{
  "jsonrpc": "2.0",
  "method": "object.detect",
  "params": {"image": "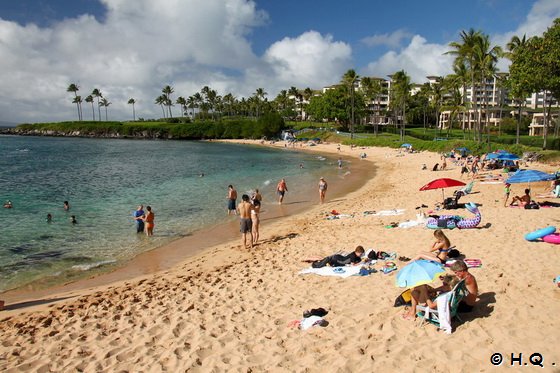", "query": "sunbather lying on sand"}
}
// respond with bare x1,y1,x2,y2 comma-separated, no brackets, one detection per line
305,246,365,268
